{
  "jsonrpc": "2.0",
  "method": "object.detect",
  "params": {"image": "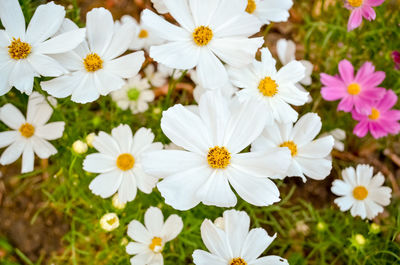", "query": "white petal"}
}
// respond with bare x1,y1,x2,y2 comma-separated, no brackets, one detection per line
355,164,373,186
369,187,392,206
223,210,250,257
111,124,133,153
291,113,322,146
131,127,159,155
161,104,211,154
86,8,114,55
83,153,116,173
209,0,247,30
276,39,295,65
21,141,34,173
298,136,334,158
25,2,65,45
192,250,226,265
127,220,152,243
41,71,84,98
163,0,195,31
0,138,25,165
200,219,232,260
106,51,145,79
50,51,83,71
145,207,164,236
126,242,148,255
130,253,154,265
342,166,357,187
31,137,57,159
27,53,67,77
350,201,367,219
0,131,17,148
133,165,158,194
334,196,354,212
0,0,25,38
92,131,121,157
364,199,384,219
214,13,262,38
35,122,65,140
9,61,35,95
34,29,86,55
196,48,227,89
149,252,163,265
95,70,125,96
89,170,123,198
331,180,352,196
0,60,14,96
0,103,25,129
251,255,289,265
161,214,183,242
103,22,134,60
118,171,137,203
241,229,274,262
294,157,332,180
70,74,100,104
189,0,219,26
